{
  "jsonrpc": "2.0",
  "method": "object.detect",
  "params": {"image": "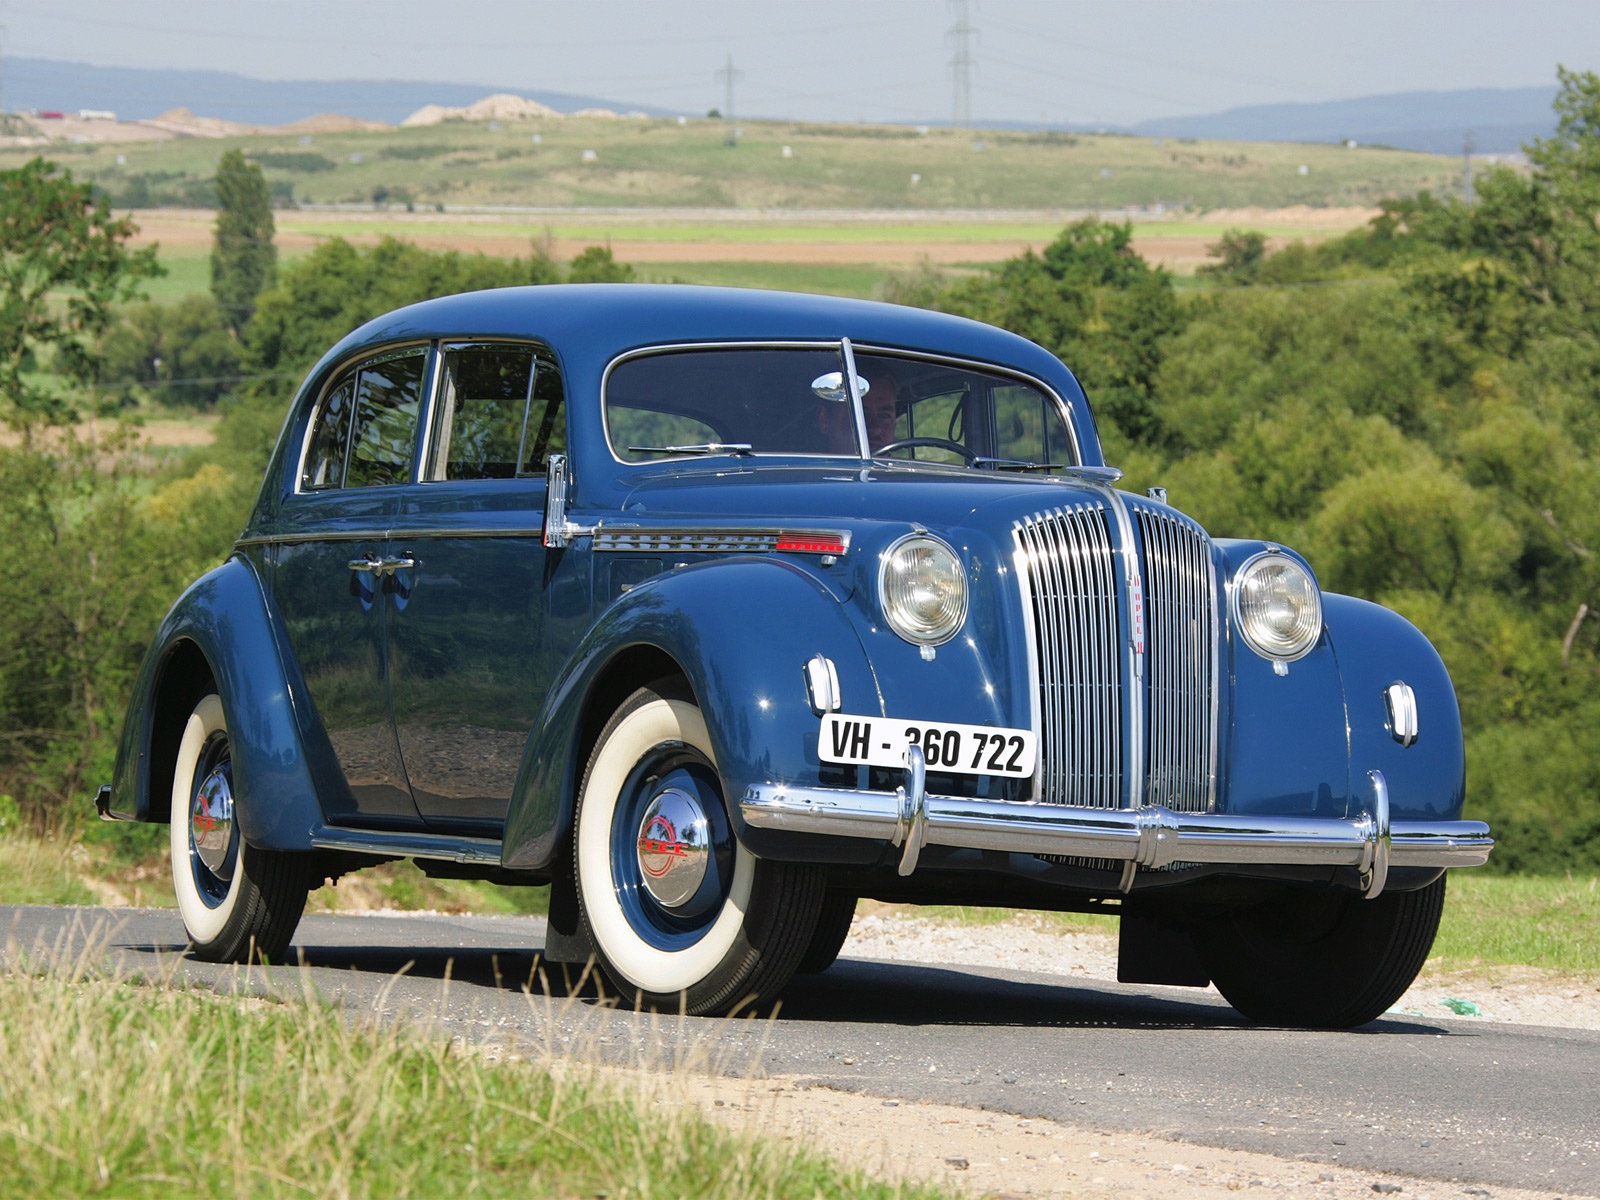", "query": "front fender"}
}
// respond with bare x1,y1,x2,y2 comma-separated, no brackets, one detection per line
106,555,326,850
502,556,879,870
1323,593,1465,822
1220,588,1464,828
